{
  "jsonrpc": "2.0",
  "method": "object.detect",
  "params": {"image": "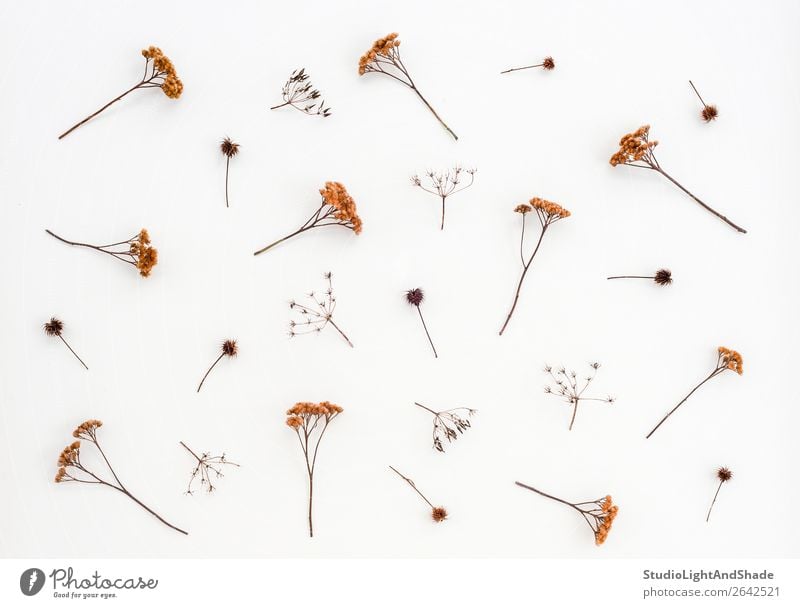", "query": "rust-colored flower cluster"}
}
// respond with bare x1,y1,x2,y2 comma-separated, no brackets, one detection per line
718,346,743,375
358,33,402,75
46,227,158,278
594,495,619,545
